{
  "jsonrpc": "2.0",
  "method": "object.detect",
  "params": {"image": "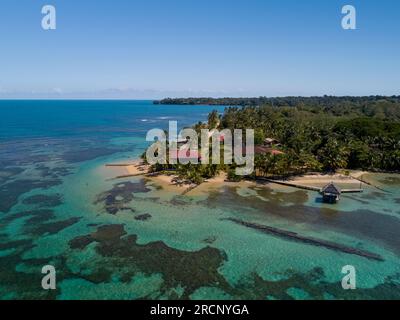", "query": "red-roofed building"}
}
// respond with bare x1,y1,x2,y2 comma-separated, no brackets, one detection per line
170,148,201,162
254,145,285,156
270,149,284,155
